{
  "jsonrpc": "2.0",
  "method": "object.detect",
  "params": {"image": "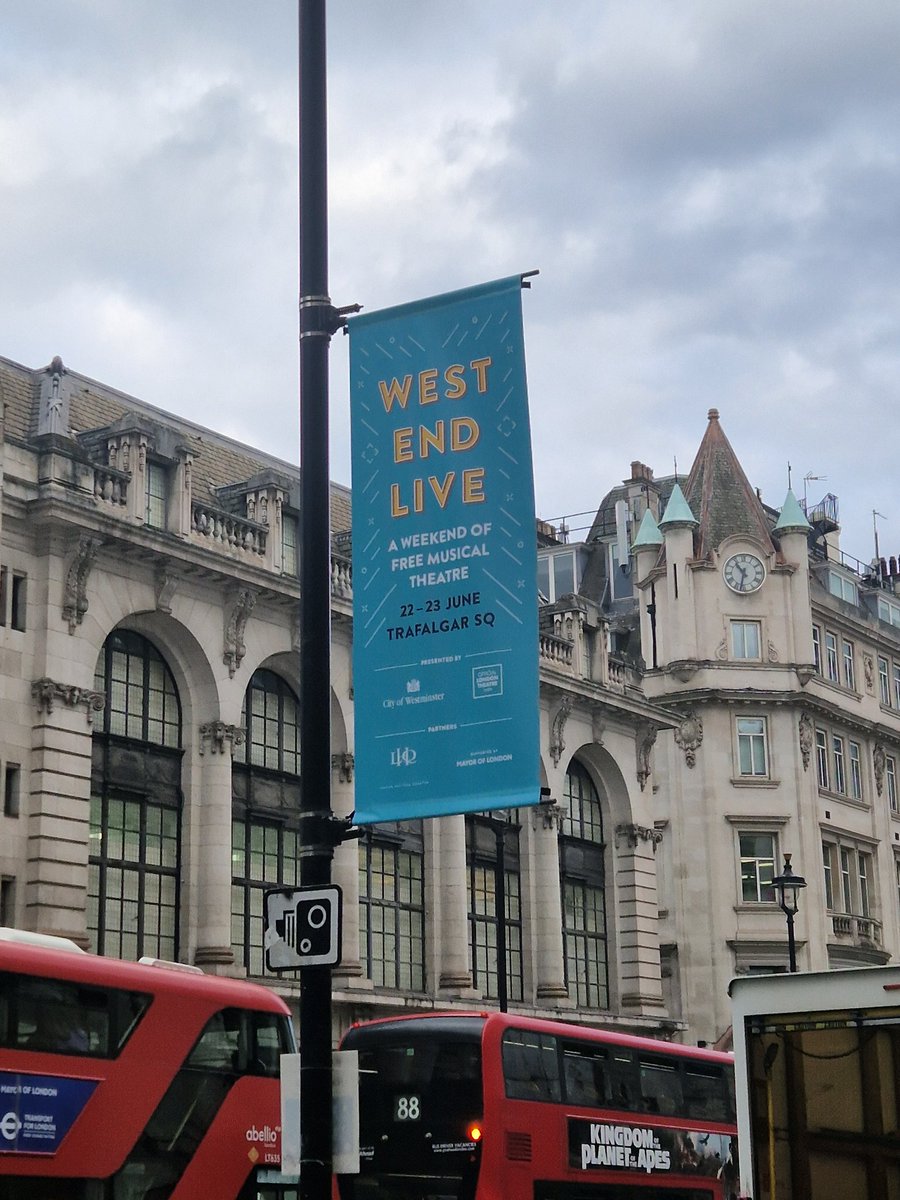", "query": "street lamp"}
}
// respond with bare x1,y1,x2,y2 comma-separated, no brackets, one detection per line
772,854,807,972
